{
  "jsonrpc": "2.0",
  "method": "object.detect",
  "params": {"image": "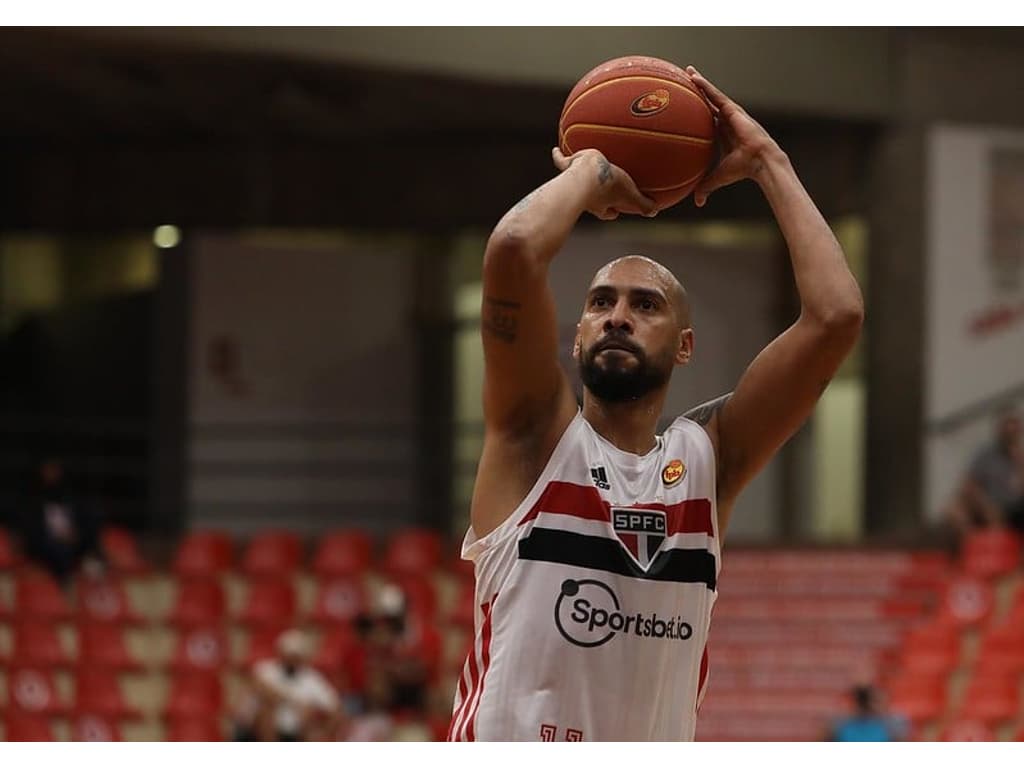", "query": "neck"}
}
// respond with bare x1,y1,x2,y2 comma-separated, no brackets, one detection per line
582,389,666,455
